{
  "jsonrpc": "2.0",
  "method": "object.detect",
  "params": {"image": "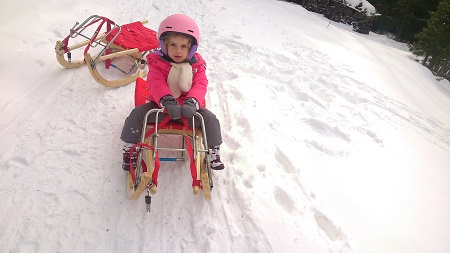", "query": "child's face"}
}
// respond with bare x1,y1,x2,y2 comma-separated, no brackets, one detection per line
166,35,191,63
